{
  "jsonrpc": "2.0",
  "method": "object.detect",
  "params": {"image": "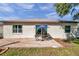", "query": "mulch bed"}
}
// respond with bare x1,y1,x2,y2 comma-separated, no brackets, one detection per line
54,39,73,48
